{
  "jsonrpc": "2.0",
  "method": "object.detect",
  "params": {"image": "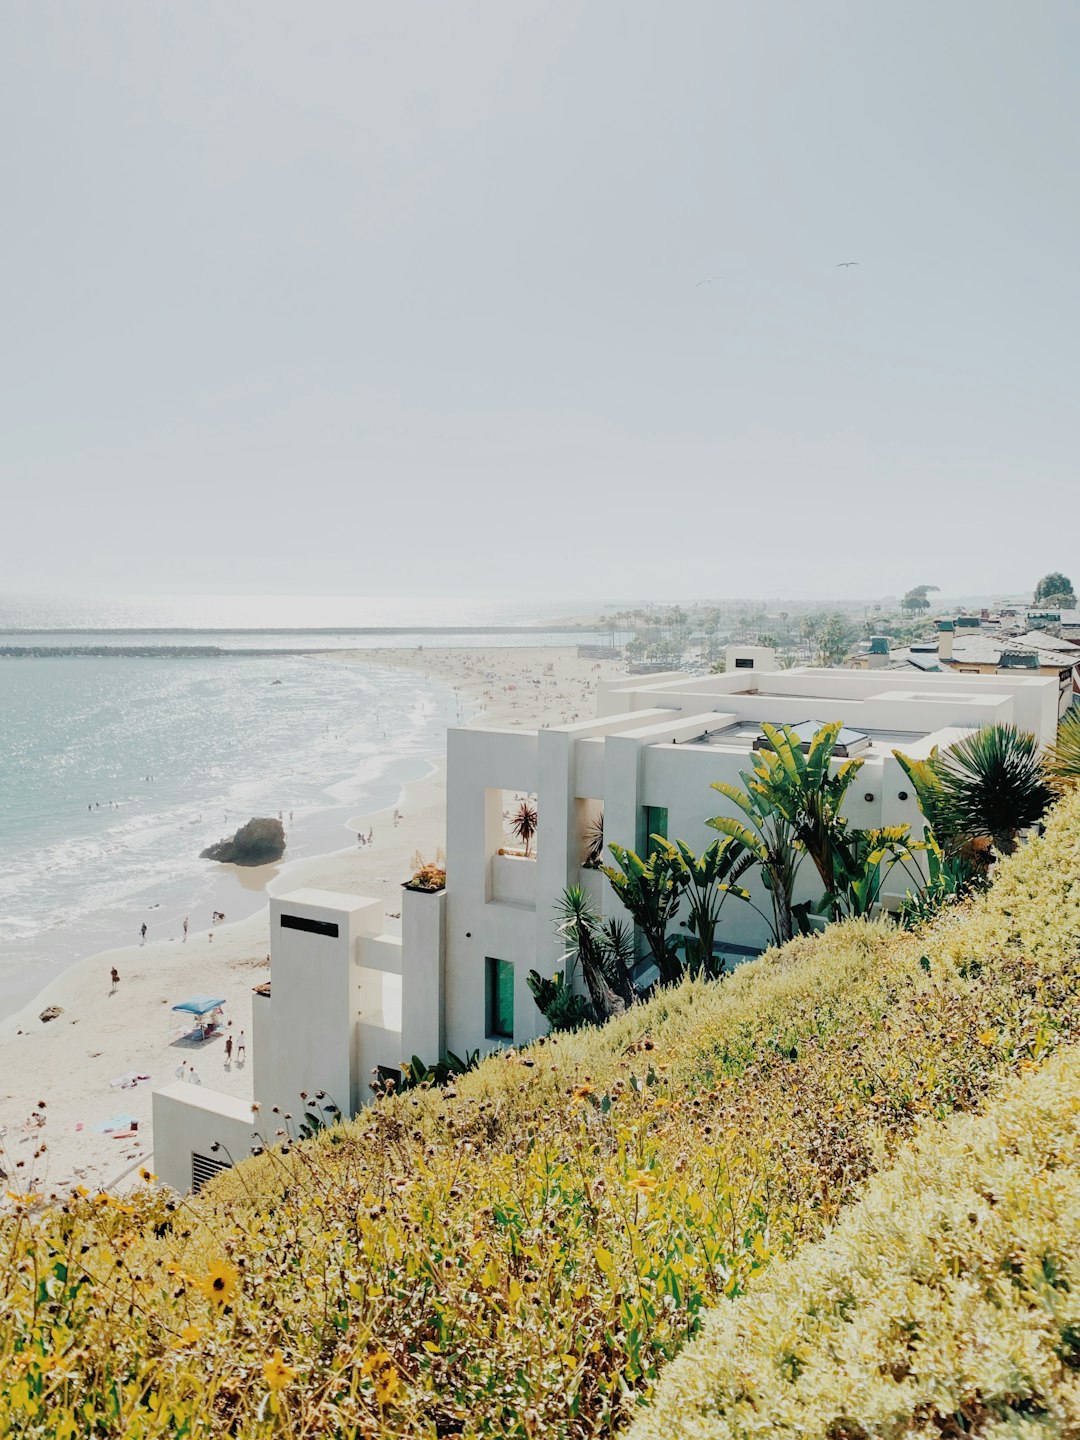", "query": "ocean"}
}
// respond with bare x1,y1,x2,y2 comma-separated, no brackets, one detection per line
0,594,618,1019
